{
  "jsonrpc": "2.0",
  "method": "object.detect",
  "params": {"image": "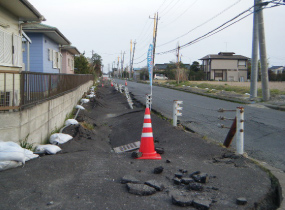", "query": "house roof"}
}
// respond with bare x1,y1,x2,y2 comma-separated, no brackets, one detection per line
23,23,71,45
269,66,284,70
61,45,80,55
0,0,45,21
200,52,249,60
